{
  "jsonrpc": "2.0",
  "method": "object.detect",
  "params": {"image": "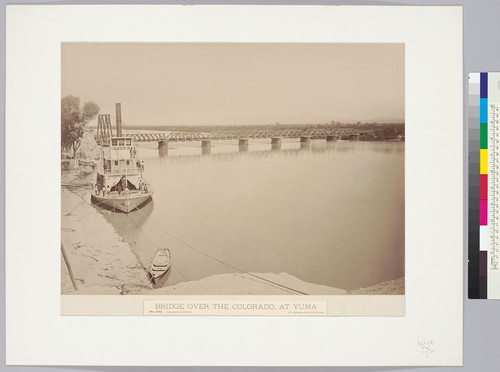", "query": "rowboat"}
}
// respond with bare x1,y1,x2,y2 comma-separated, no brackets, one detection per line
148,249,171,284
